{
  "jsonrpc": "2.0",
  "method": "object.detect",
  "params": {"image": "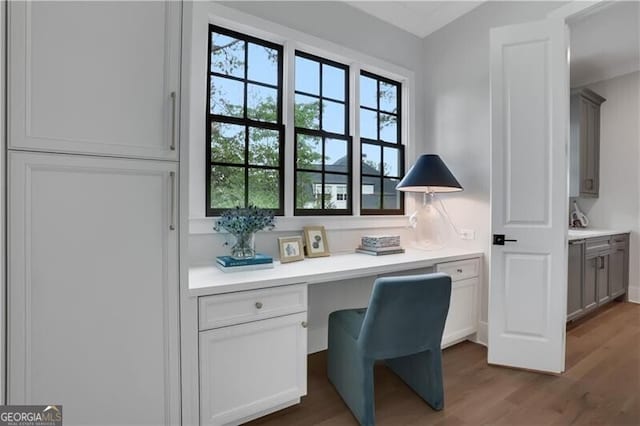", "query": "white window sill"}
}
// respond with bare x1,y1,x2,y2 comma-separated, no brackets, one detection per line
189,215,412,234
